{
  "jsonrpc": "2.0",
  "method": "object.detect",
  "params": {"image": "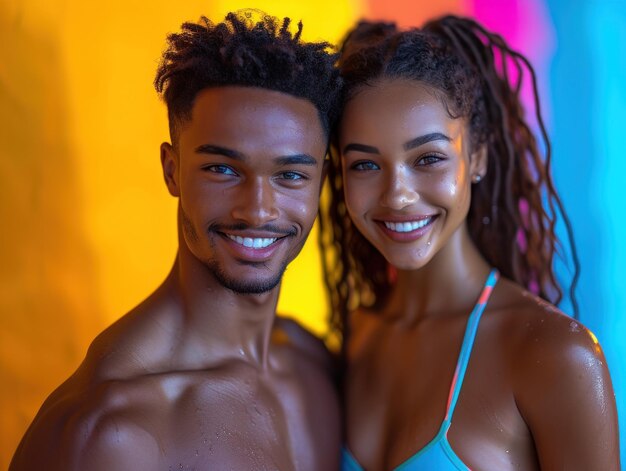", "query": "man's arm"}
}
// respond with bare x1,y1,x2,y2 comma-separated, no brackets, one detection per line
11,388,164,471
